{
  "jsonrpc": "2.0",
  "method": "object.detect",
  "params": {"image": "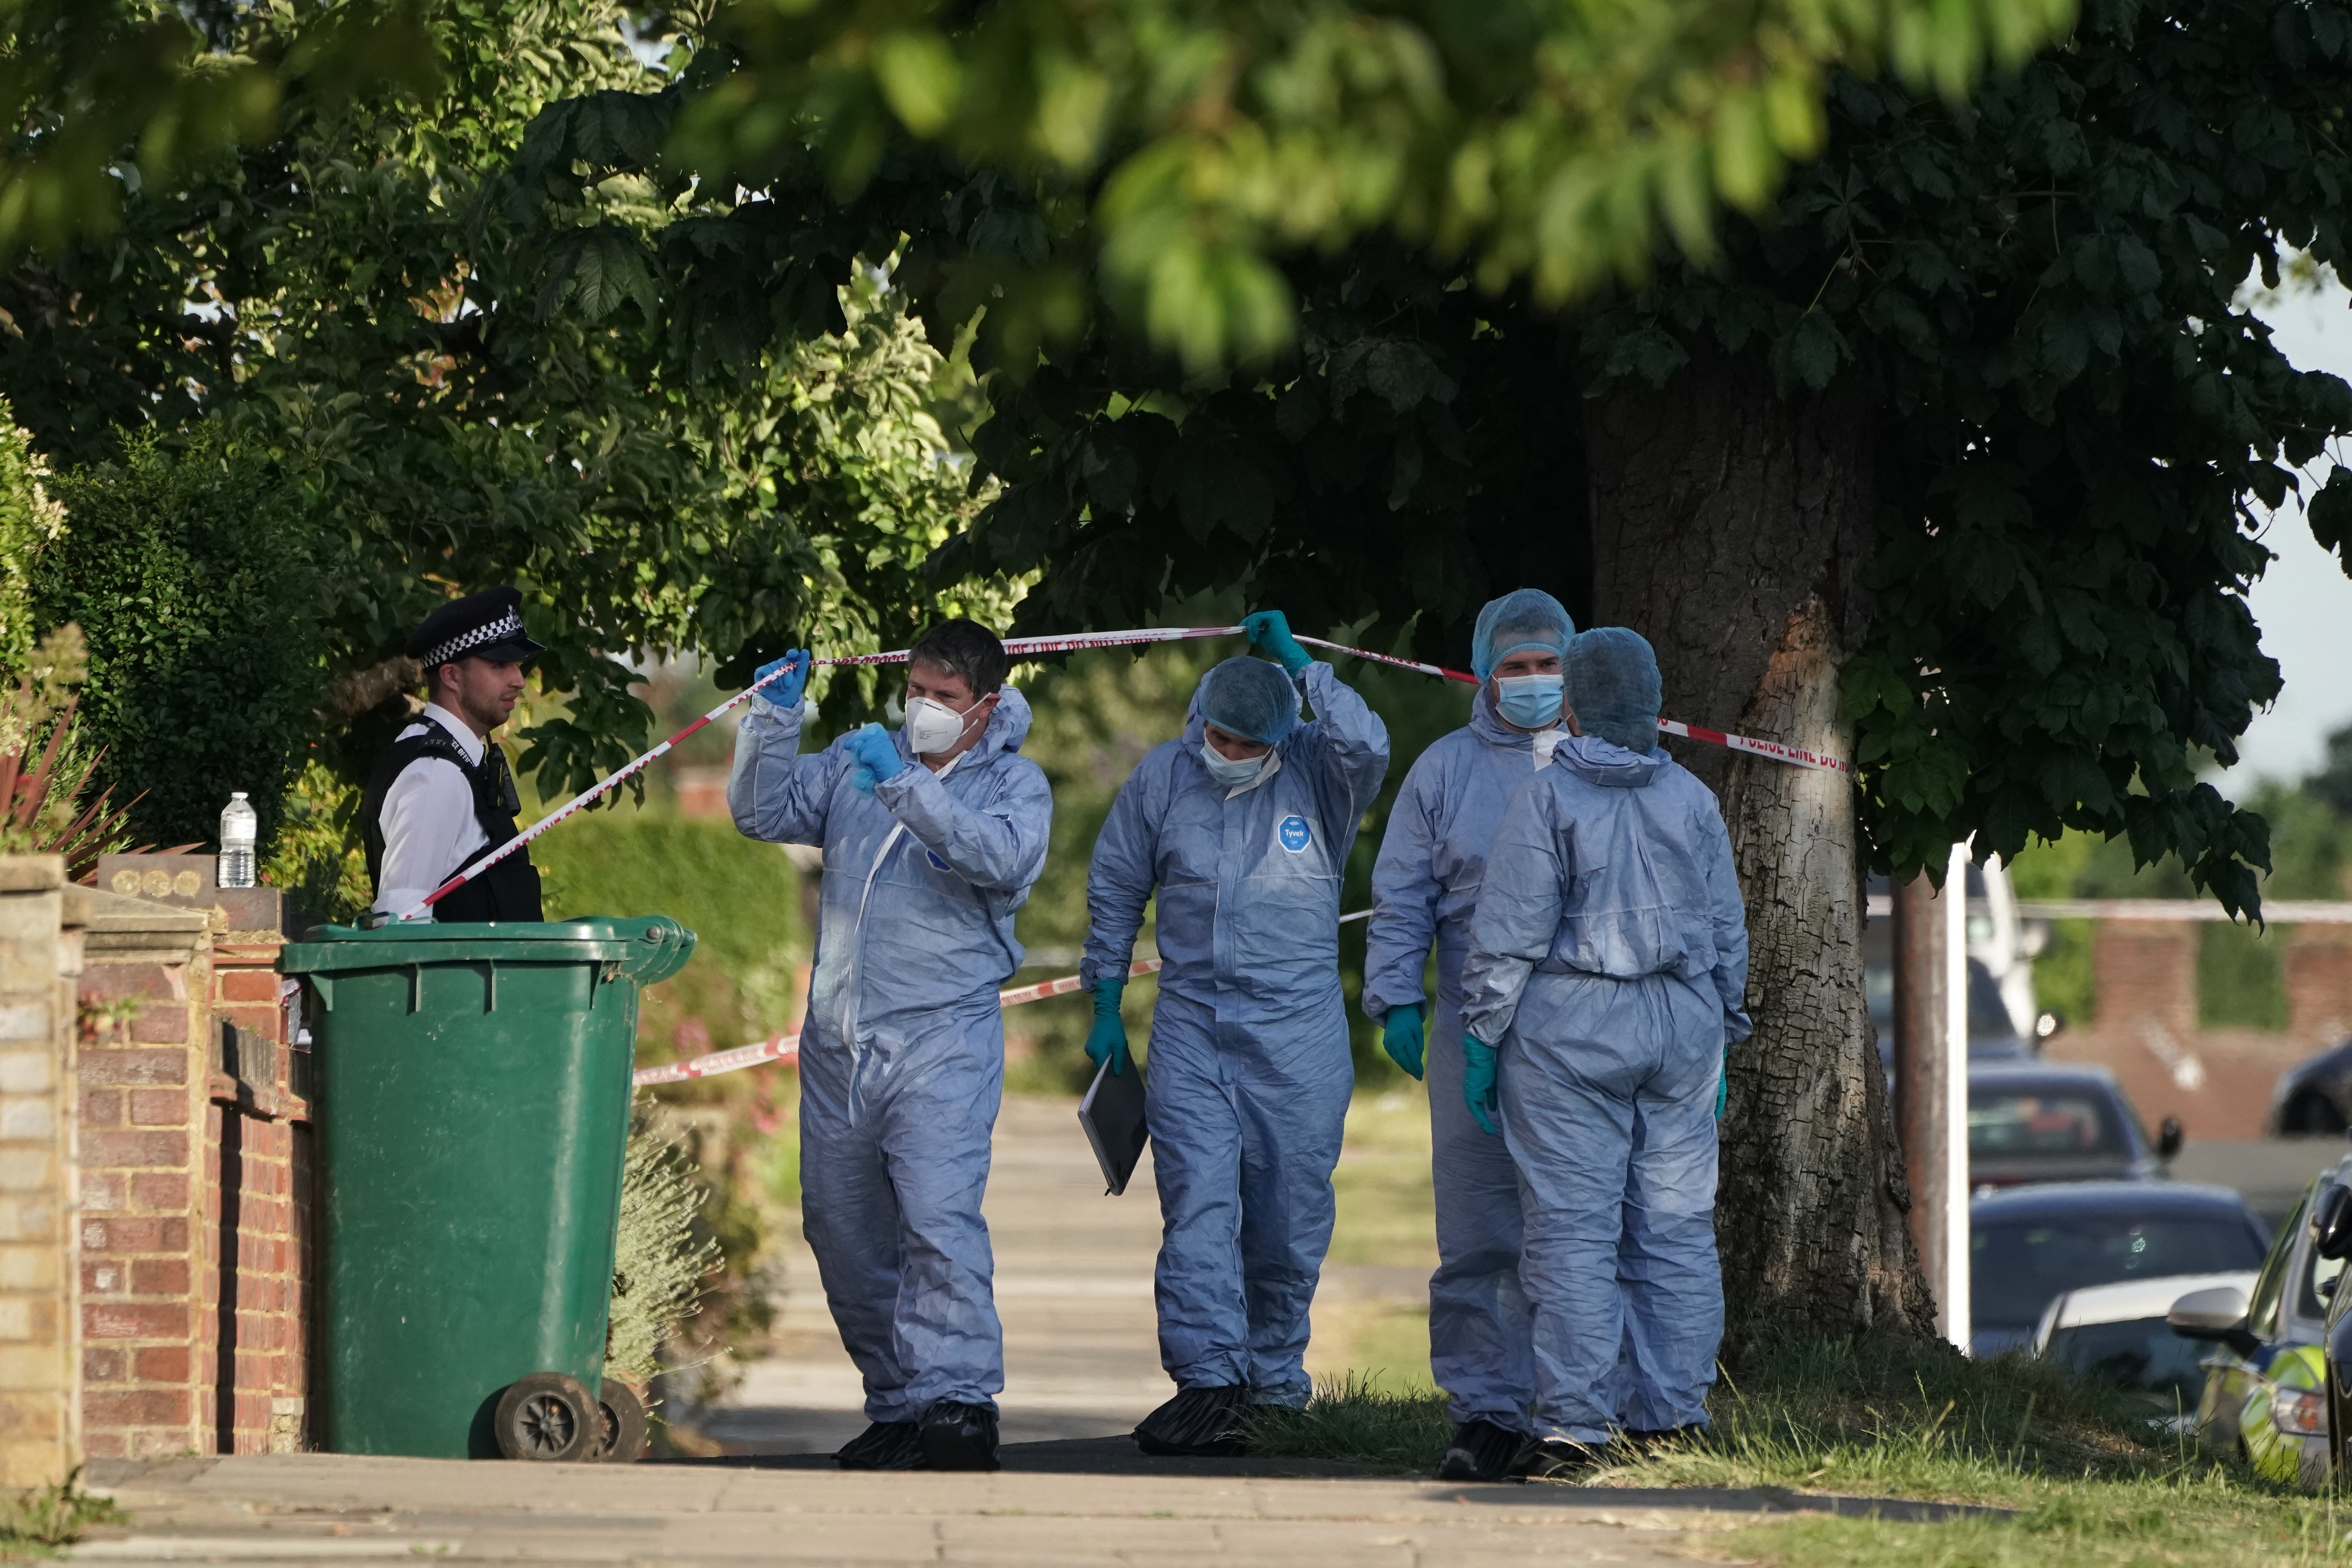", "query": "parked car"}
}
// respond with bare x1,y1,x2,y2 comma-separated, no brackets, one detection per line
1969,1063,2183,1189
2270,1040,2352,1134
2311,1173,2352,1481
2036,1270,2259,1426
1873,958,2037,1073
2168,1161,2348,1486
1971,1180,2270,1357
